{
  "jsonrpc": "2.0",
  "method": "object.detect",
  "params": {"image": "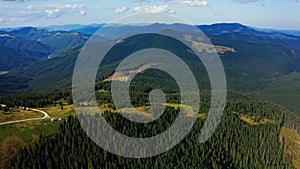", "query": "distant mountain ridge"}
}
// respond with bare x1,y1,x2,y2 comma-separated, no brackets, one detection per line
56,22,300,50
44,23,105,32
1,24,299,92
0,31,51,54
10,27,89,53
200,23,300,51
254,27,300,37
0,27,91,71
